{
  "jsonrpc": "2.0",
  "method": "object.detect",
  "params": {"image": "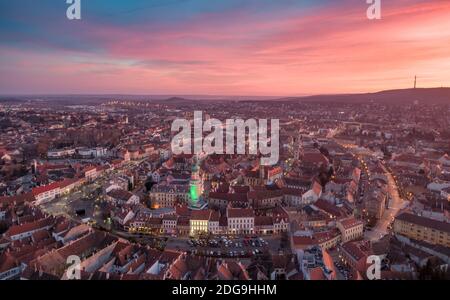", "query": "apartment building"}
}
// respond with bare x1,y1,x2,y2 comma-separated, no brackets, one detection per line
227,208,255,235
337,217,364,243
150,184,189,208
394,213,450,247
